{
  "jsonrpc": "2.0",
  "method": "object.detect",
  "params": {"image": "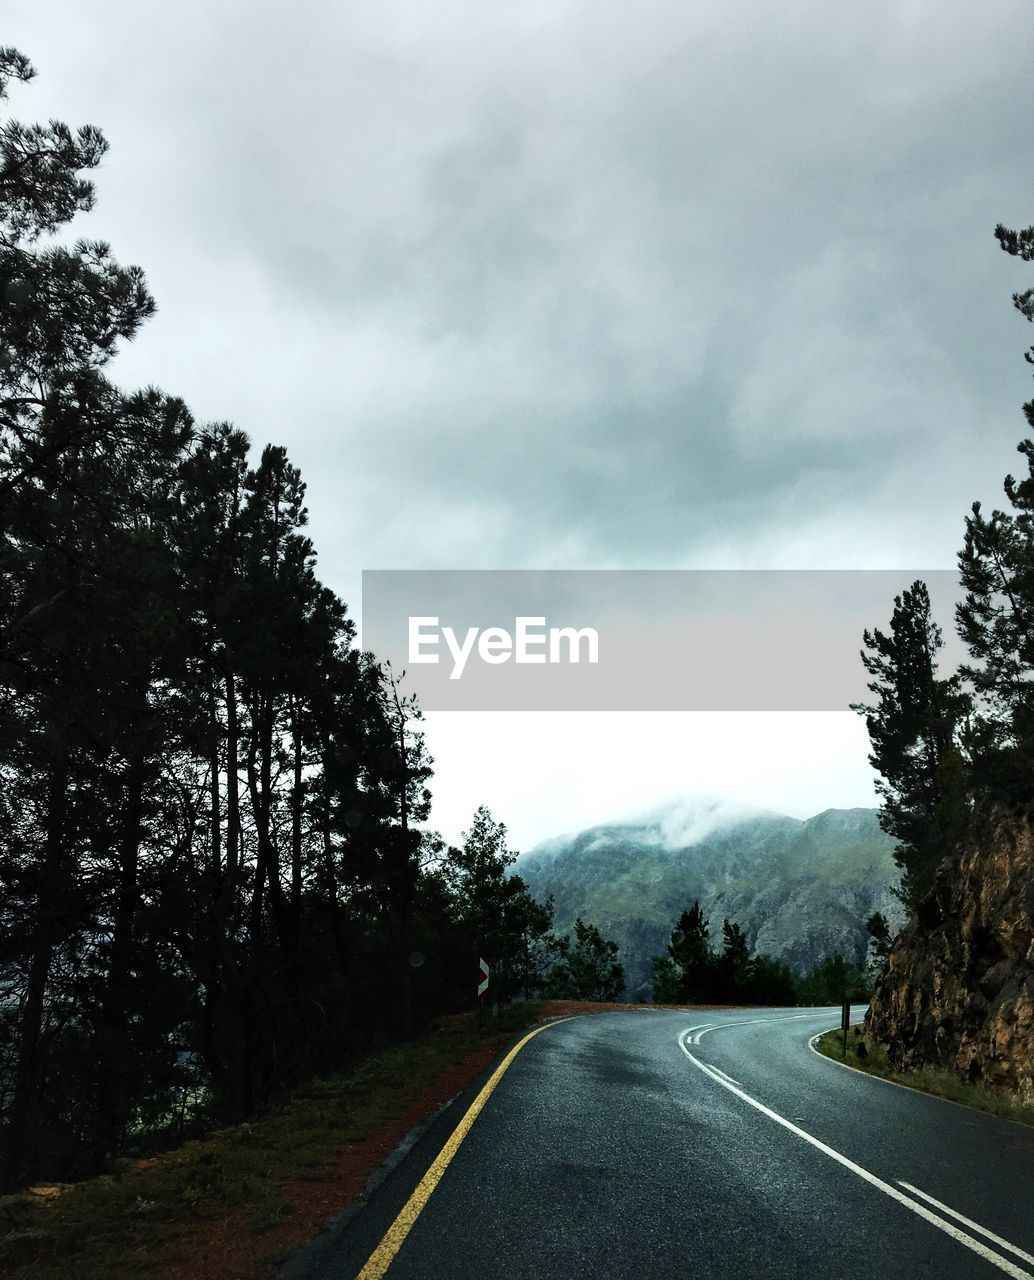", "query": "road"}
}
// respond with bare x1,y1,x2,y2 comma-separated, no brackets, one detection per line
283,1007,1034,1280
